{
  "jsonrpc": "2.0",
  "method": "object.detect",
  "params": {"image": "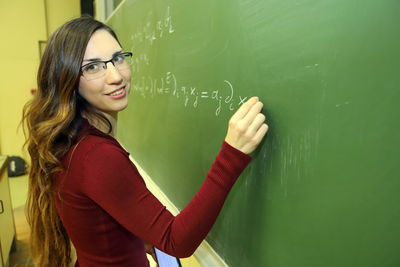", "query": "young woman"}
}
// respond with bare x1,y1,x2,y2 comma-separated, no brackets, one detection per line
23,16,268,267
